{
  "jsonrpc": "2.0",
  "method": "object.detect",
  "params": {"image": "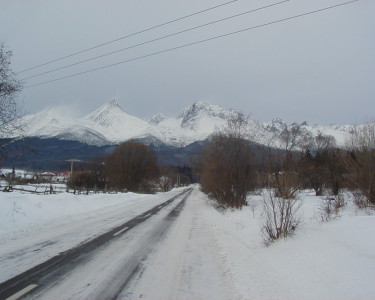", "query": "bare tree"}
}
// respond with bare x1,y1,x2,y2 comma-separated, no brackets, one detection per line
300,132,339,196
0,43,23,163
313,131,336,151
345,122,375,206
268,124,309,199
200,113,256,208
223,112,249,139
